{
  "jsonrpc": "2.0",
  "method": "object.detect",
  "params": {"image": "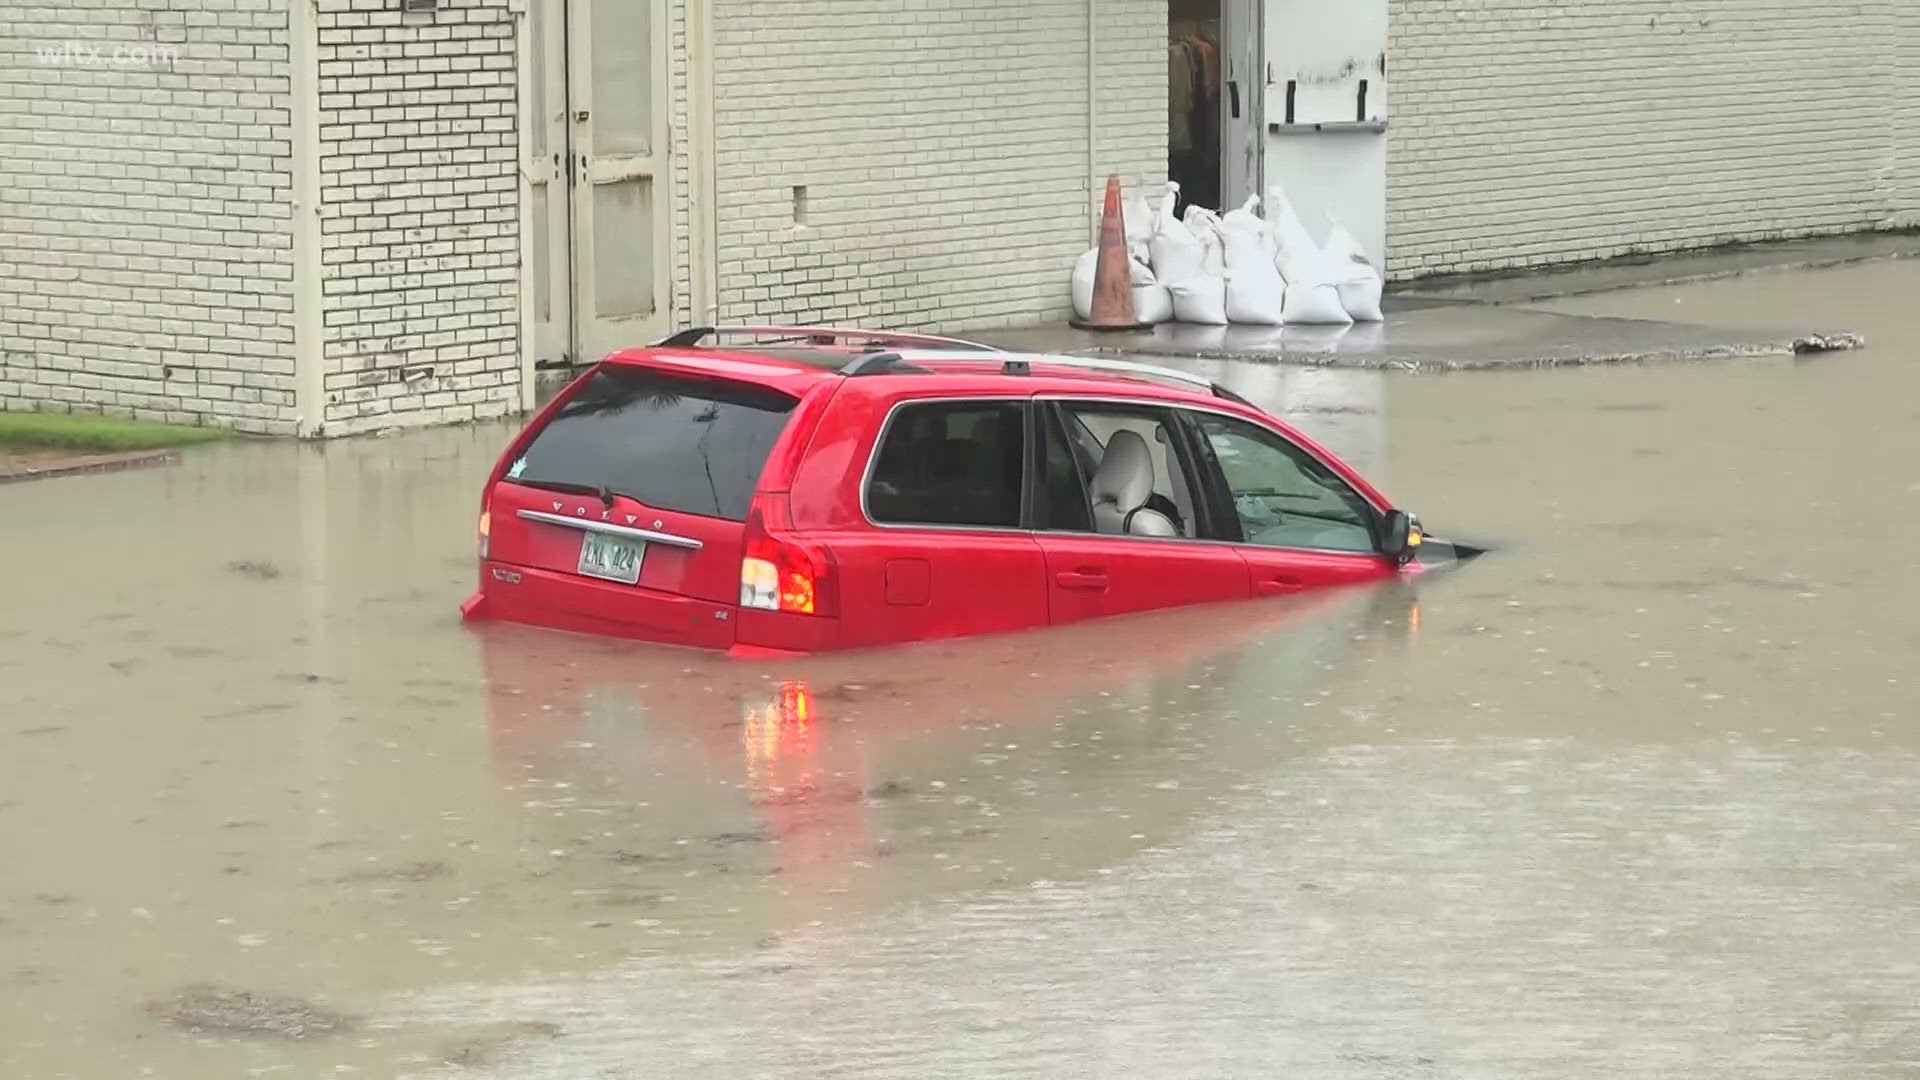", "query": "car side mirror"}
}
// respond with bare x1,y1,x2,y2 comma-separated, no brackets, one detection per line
1382,510,1423,565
